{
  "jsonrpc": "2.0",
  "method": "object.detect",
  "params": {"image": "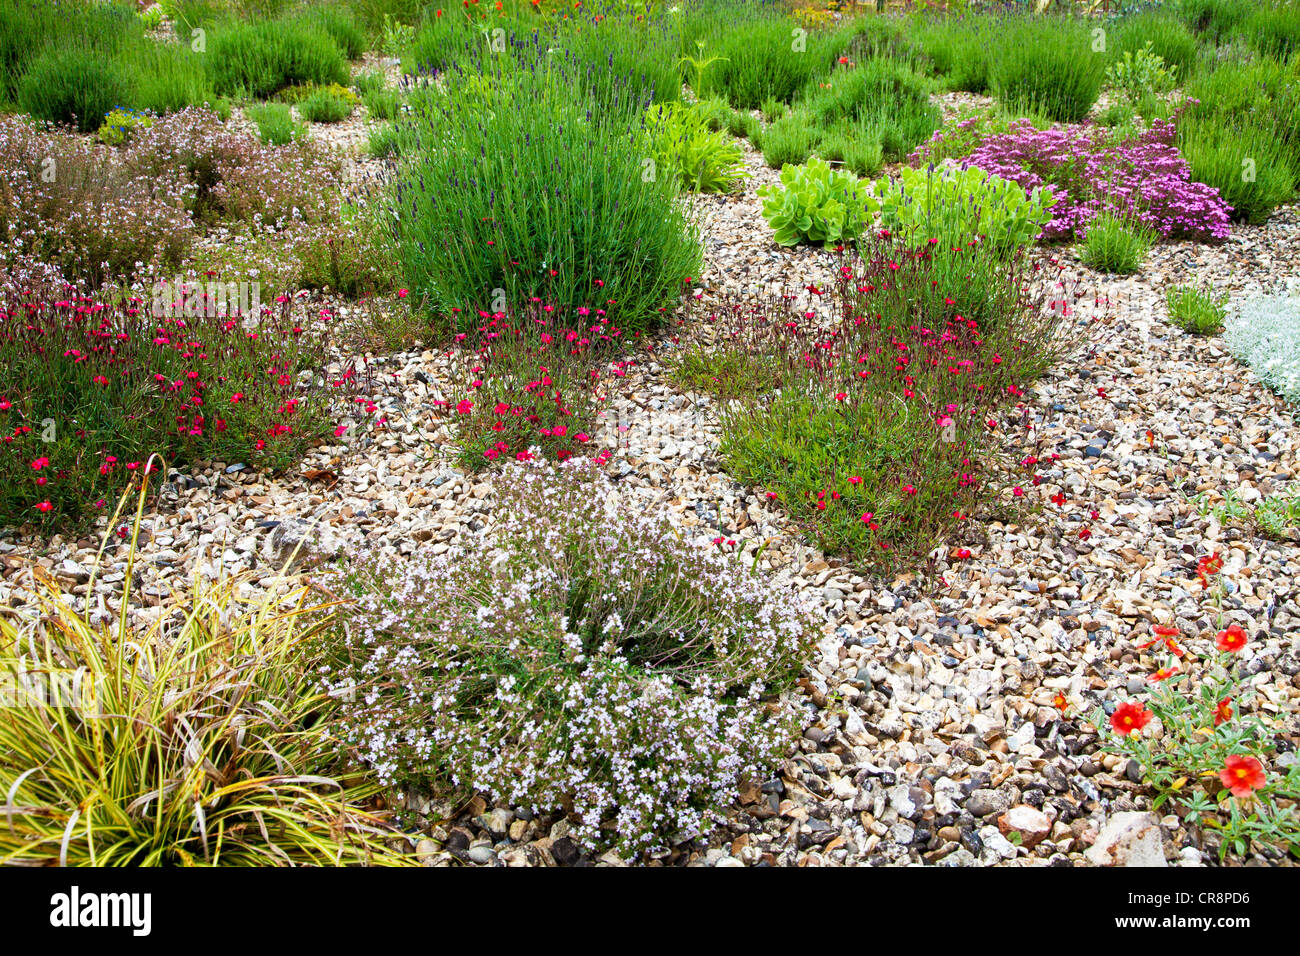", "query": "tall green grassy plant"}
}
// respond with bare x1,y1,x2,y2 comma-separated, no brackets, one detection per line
390,39,701,331
1177,0,1249,41
990,15,1107,122
697,11,836,109
911,13,994,93
1238,3,1300,59
1113,10,1200,80
206,19,350,97
17,46,133,133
